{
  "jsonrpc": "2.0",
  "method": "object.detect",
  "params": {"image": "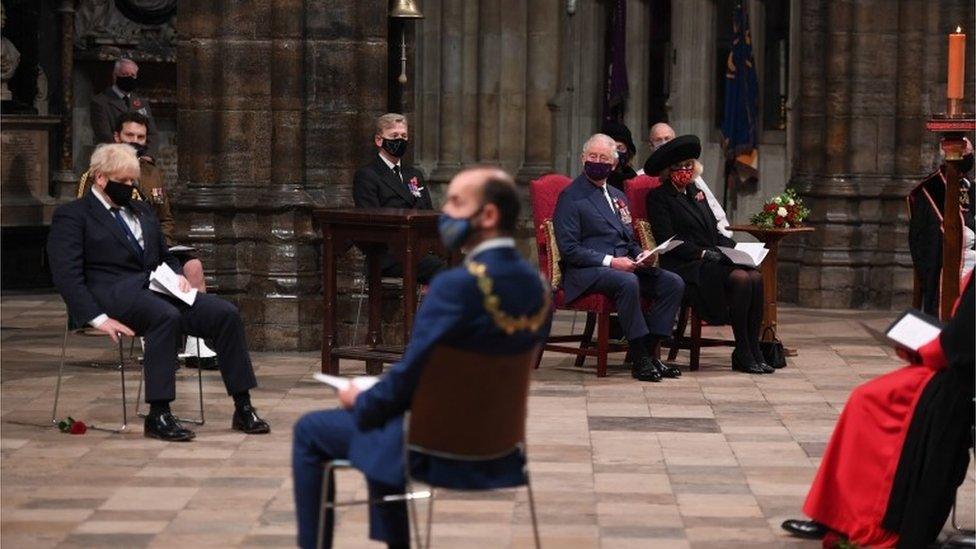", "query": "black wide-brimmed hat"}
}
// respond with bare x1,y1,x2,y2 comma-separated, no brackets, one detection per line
601,120,636,155
642,134,701,176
